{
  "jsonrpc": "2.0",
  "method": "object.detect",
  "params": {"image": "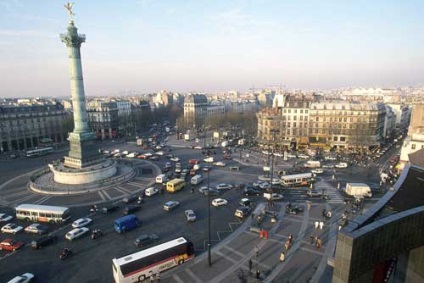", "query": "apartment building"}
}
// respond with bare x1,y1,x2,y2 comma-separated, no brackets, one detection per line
183,94,208,128
86,100,119,140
